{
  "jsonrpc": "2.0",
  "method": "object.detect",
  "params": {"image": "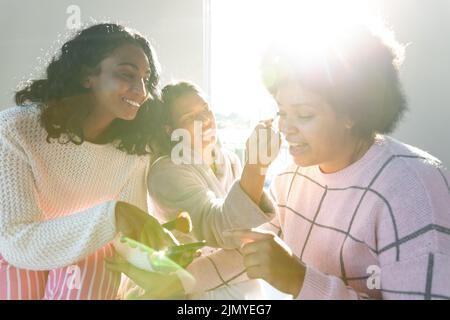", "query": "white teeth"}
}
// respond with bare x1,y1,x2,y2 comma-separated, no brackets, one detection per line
289,142,307,147
123,98,140,107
